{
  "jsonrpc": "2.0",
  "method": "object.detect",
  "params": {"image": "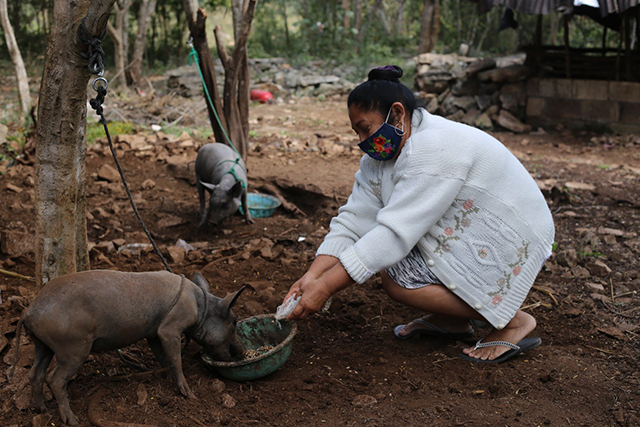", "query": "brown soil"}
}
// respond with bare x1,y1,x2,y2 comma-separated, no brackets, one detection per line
1,98,639,426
